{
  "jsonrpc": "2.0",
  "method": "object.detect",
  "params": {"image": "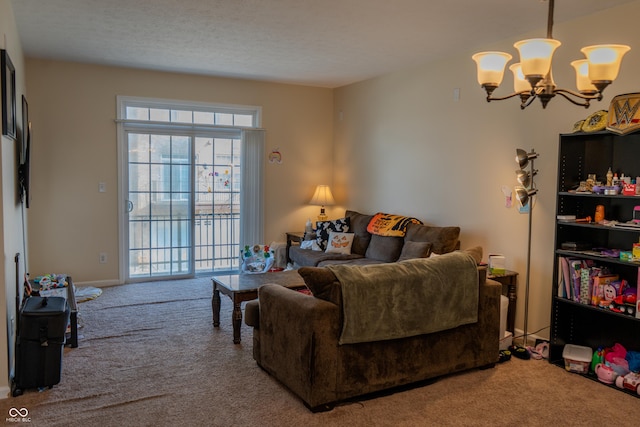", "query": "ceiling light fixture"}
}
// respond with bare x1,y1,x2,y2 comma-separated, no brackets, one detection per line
472,0,630,109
